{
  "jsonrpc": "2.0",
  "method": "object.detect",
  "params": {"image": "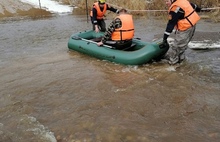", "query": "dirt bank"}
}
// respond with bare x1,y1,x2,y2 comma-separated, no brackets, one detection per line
0,0,51,18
